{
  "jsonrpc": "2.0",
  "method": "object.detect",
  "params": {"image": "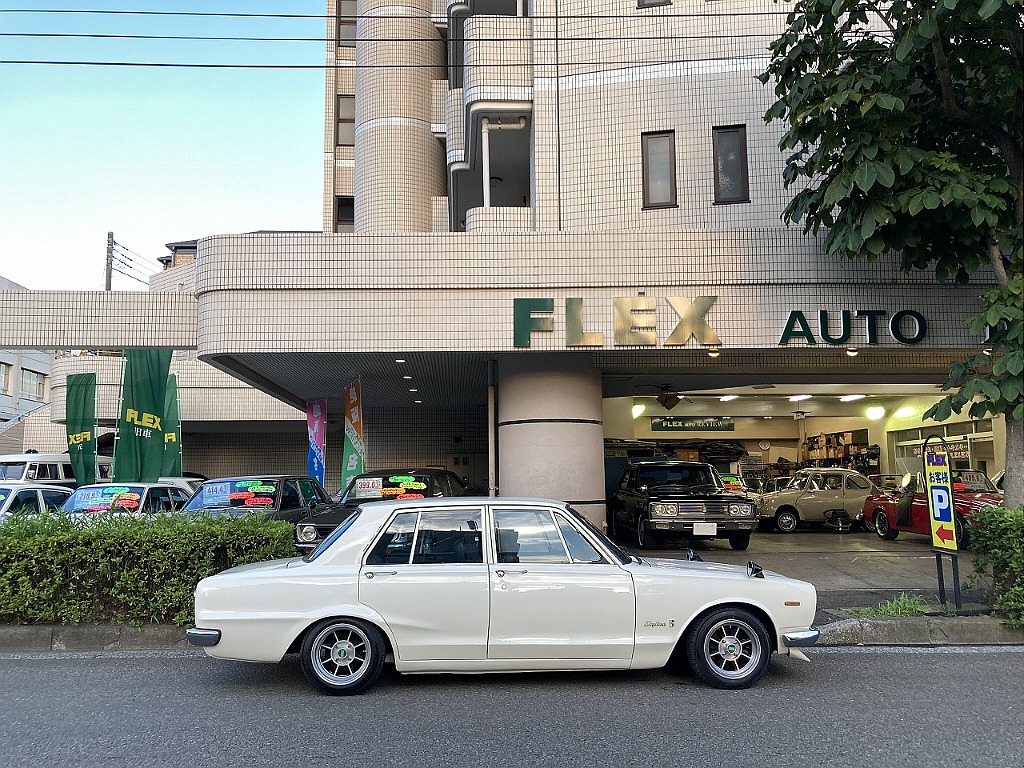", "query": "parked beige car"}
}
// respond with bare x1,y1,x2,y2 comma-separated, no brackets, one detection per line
759,468,875,532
